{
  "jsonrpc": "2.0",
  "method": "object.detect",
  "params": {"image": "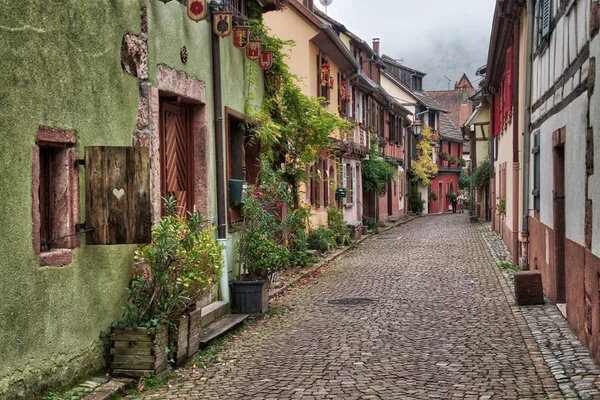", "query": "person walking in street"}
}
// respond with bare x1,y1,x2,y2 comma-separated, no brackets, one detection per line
451,194,457,214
